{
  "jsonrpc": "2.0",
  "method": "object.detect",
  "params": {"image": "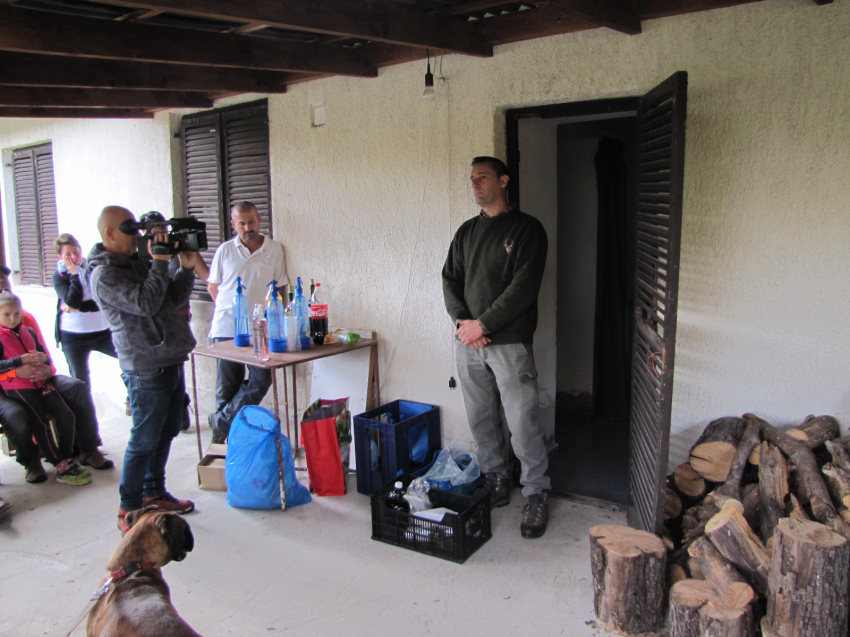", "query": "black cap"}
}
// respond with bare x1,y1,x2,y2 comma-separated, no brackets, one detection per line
0,265,11,276
139,211,167,224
